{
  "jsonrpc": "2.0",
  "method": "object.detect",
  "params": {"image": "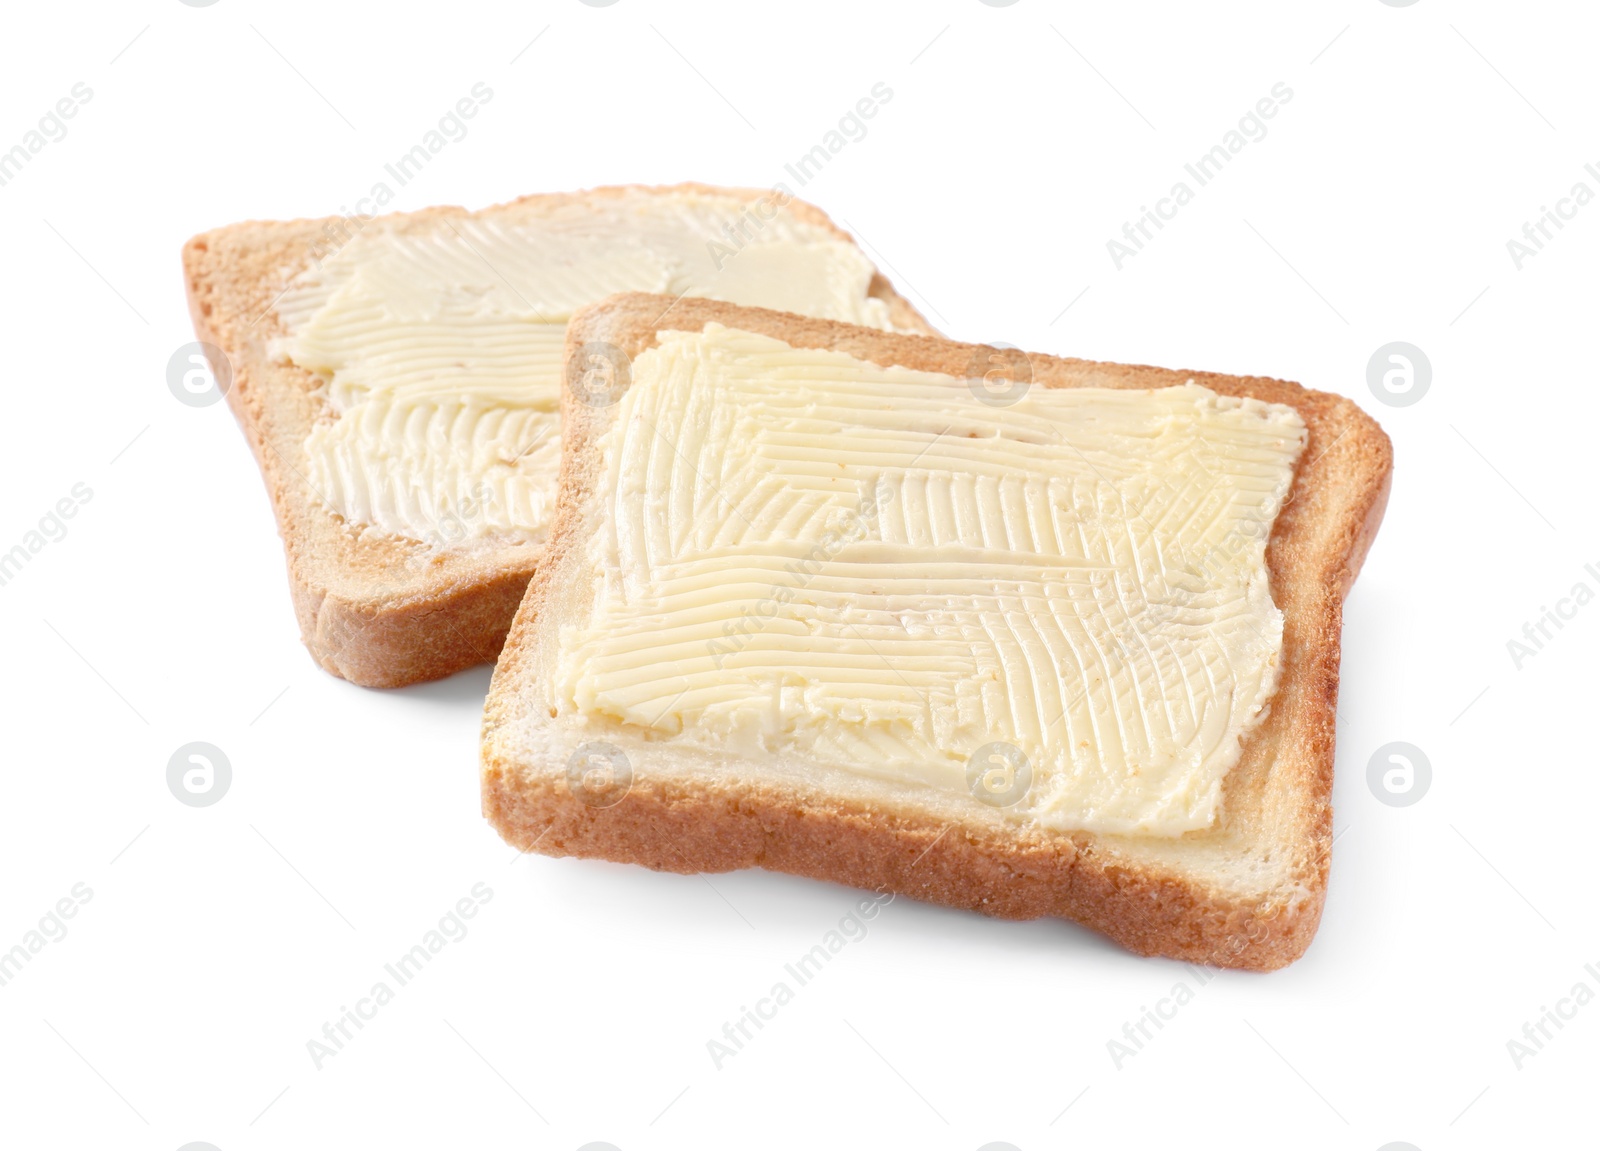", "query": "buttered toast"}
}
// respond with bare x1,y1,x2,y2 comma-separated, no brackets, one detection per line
481,293,1391,970
181,185,935,687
